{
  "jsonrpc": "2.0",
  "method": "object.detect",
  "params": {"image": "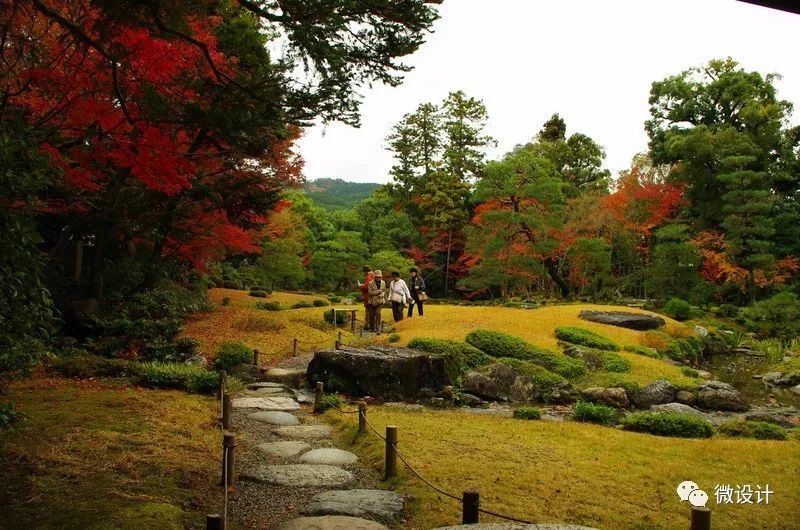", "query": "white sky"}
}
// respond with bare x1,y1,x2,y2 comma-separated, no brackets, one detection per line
297,0,800,184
